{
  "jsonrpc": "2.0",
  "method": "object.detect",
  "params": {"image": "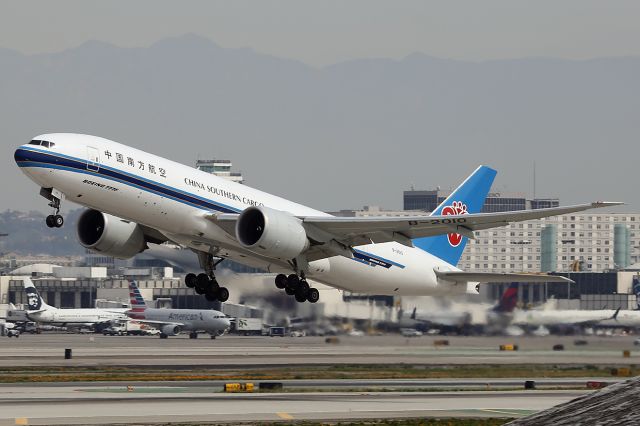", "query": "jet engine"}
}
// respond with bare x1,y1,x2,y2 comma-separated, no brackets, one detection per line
160,324,182,336
77,209,147,259
235,206,309,260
